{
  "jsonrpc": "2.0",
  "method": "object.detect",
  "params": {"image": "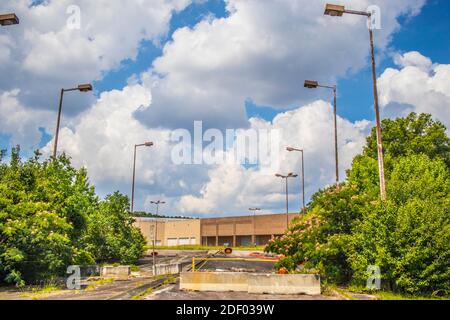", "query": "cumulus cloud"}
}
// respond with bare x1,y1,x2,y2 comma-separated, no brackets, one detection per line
138,0,425,130
0,0,192,116
379,51,450,129
41,84,369,215
178,100,371,215
0,89,52,150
